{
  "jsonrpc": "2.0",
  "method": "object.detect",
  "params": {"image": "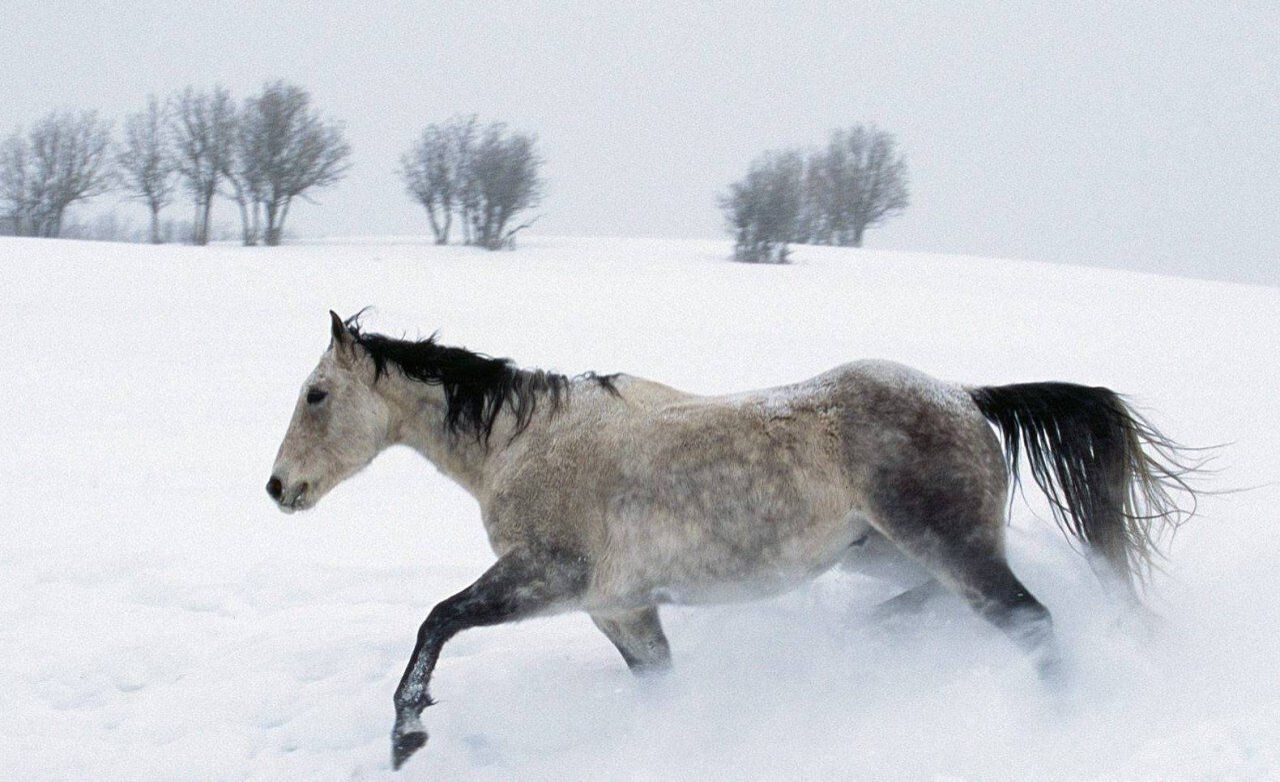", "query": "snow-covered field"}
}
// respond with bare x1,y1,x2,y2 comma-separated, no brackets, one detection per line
3,235,1278,781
